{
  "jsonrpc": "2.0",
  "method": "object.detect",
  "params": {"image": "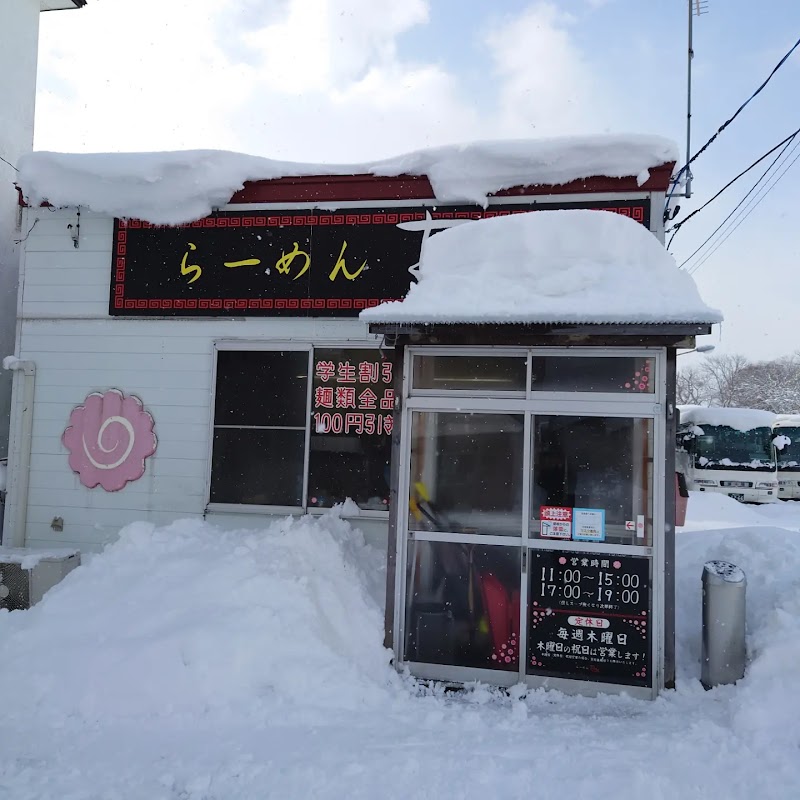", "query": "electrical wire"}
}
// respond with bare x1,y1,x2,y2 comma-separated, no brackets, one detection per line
0,154,19,172
688,146,800,274
666,125,800,248
687,137,800,272
686,143,800,275
673,132,798,258
665,33,800,214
